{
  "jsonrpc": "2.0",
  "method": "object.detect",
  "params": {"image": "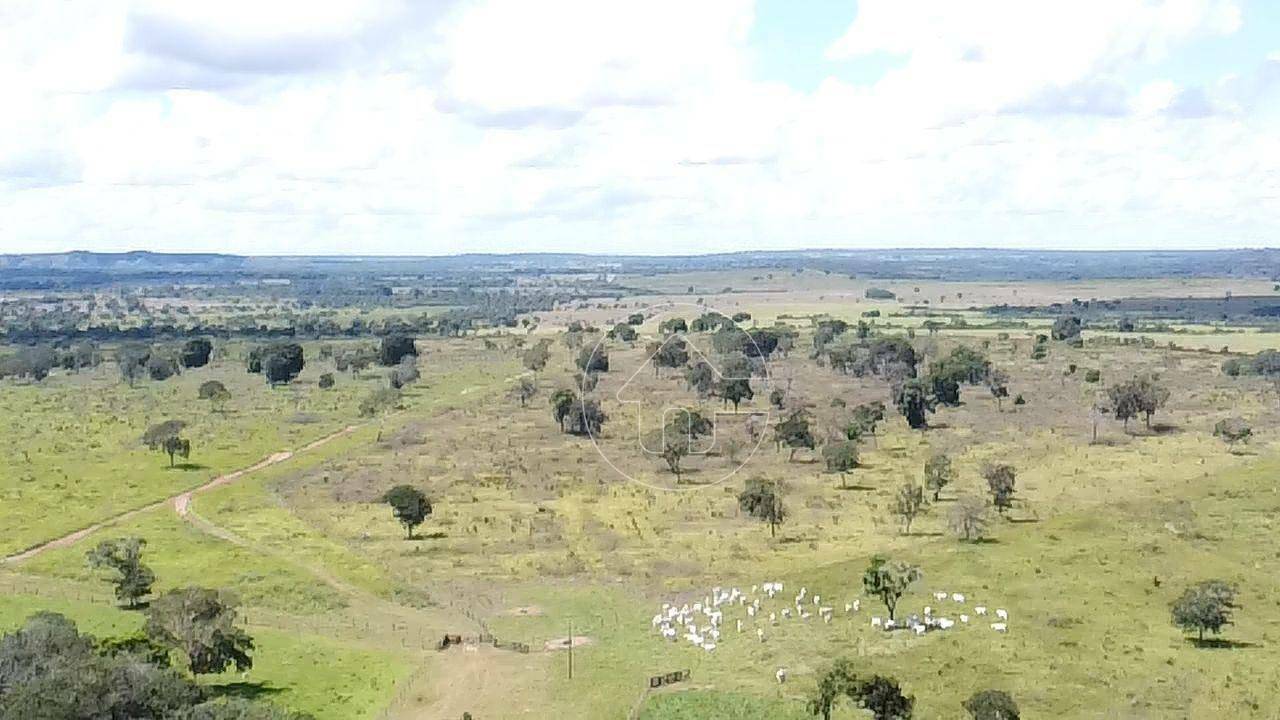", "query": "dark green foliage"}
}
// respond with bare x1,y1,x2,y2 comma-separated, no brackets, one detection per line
1213,417,1252,450
738,477,786,537
626,313,645,325
983,464,1016,514
145,588,254,676
716,355,754,410
823,441,858,486
658,317,687,334
847,401,886,441
864,287,896,300
0,613,205,720
858,675,914,720
862,555,921,621
769,387,786,409
383,485,432,538
712,327,750,355
550,389,577,431
690,312,732,333
1012,394,1026,405
732,311,751,322
1051,316,1082,341
318,373,335,389
654,335,690,372
378,335,417,366
197,380,228,400
808,657,859,720
146,353,179,381
609,323,637,342
514,377,536,406
813,319,849,350
963,689,1020,720
1107,374,1169,429
179,339,213,369
774,410,815,460
142,420,190,467
1171,580,1239,642
565,397,607,436
1084,368,1101,383
249,343,304,384
86,538,155,608
388,355,419,389
866,336,917,377
893,378,934,429
684,360,715,397
576,346,609,373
